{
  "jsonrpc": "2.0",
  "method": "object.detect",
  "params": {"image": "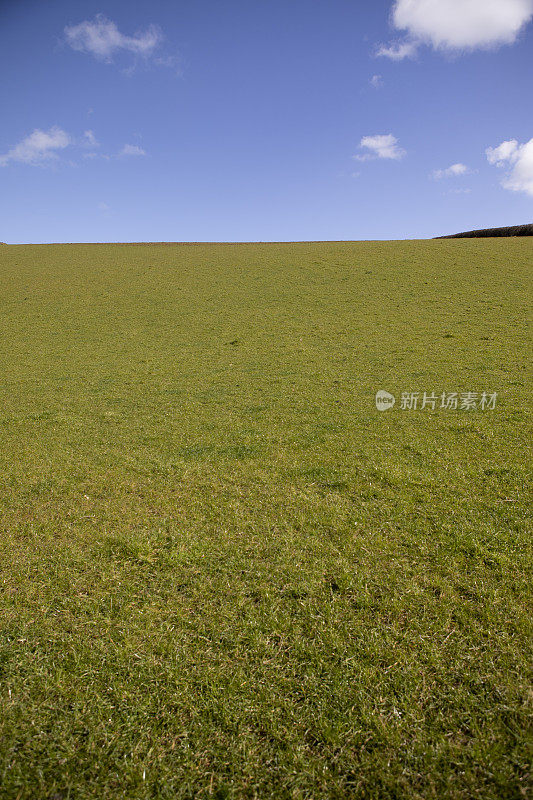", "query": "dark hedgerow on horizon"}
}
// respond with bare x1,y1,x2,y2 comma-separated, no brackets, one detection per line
435,223,533,239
